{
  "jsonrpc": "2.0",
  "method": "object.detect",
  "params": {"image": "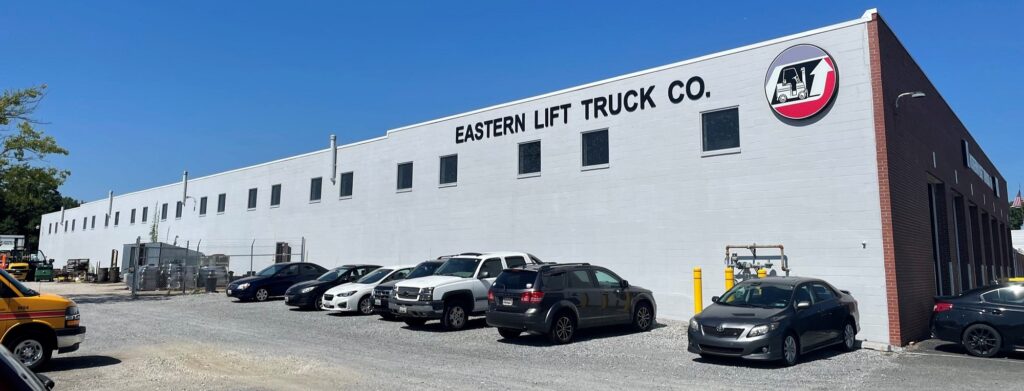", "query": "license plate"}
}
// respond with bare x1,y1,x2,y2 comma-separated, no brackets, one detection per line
226,290,232,295
399,306,408,314
502,298,513,306
374,299,381,305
